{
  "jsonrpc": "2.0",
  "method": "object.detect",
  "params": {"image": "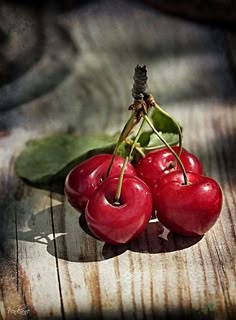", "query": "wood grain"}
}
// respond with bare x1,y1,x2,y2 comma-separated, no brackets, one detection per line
0,0,236,319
